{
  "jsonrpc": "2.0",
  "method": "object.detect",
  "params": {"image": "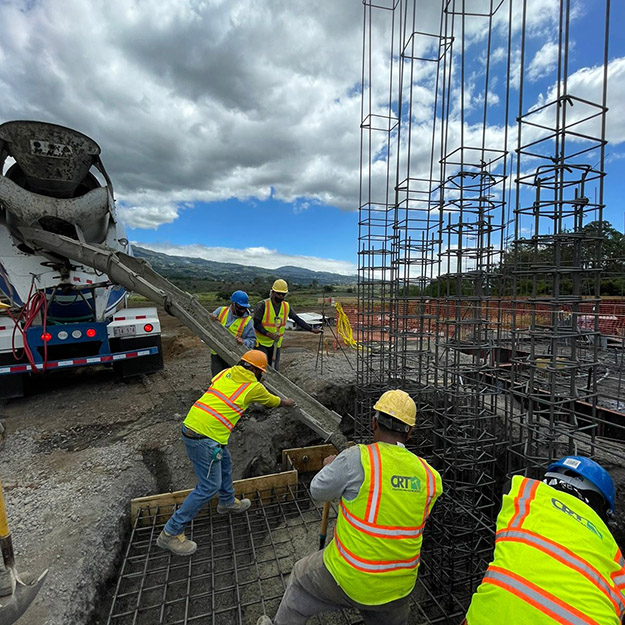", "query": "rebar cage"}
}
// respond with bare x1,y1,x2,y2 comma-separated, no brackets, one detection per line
357,0,620,619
